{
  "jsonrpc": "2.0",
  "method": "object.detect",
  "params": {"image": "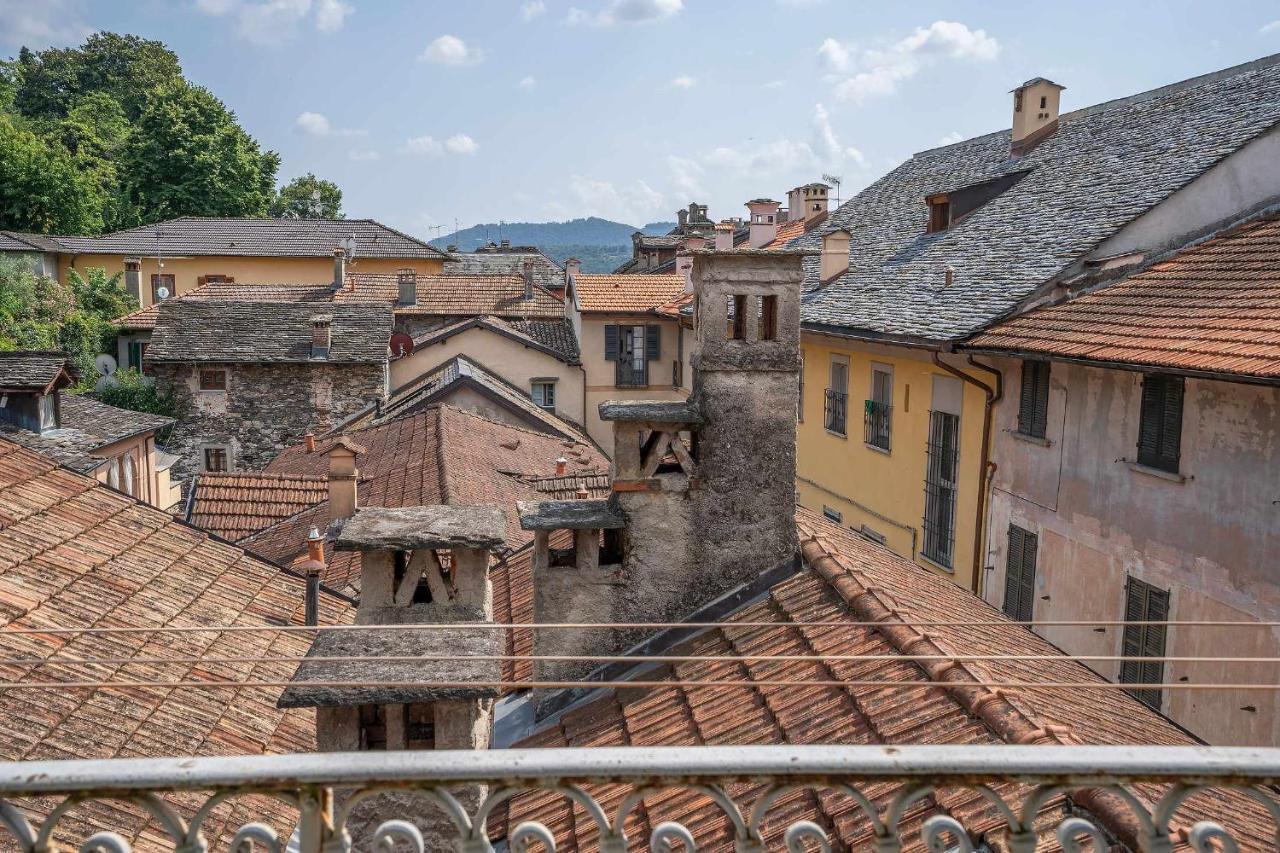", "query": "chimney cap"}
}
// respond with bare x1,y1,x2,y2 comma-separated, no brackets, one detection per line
746,198,781,206
714,221,735,232
1011,77,1065,92
333,505,507,552
325,435,367,457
